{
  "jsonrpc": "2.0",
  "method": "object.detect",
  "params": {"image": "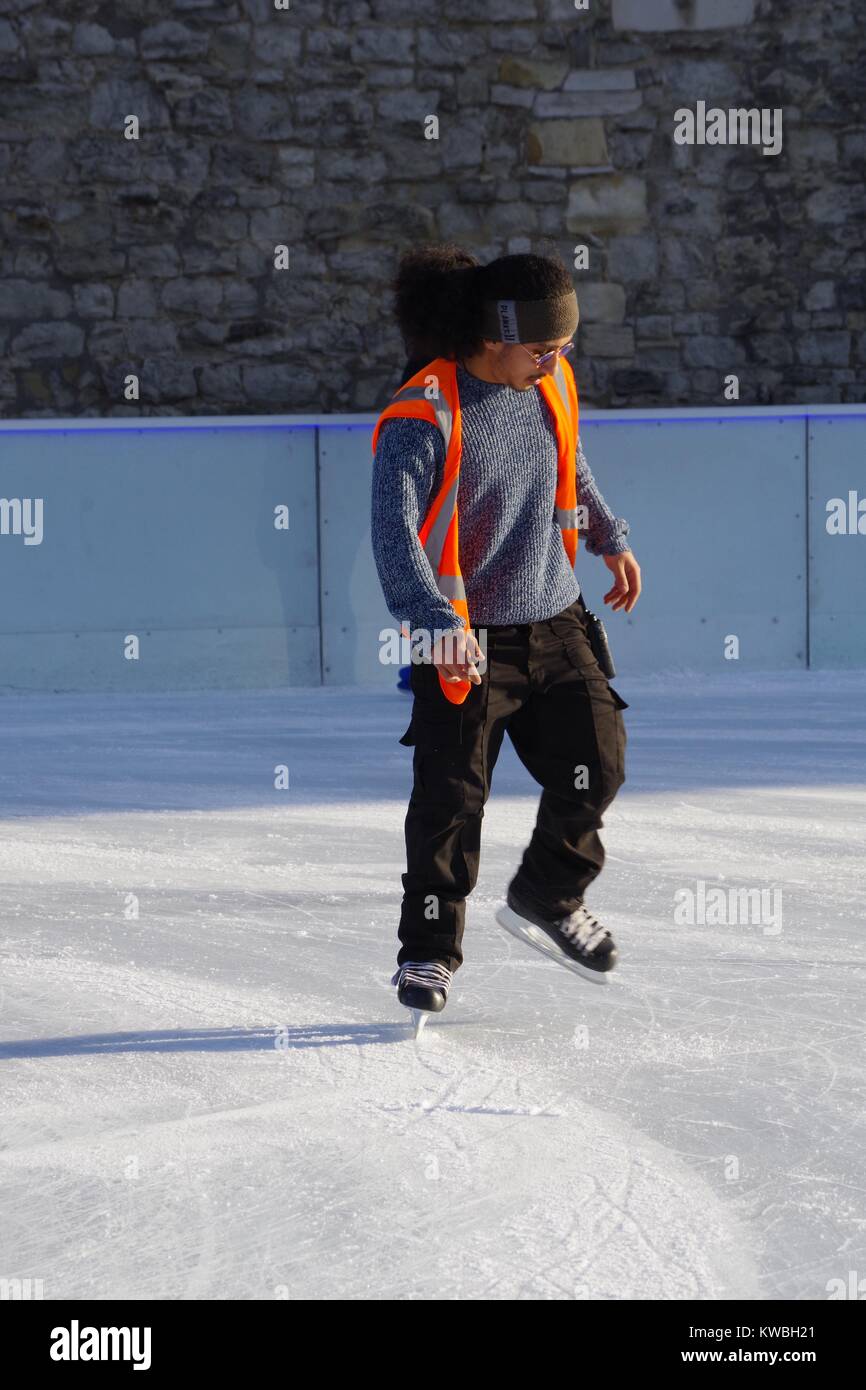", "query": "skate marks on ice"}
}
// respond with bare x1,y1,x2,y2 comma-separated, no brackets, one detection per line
320,1028,761,1302
0,951,389,1301
0,953,759,1301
